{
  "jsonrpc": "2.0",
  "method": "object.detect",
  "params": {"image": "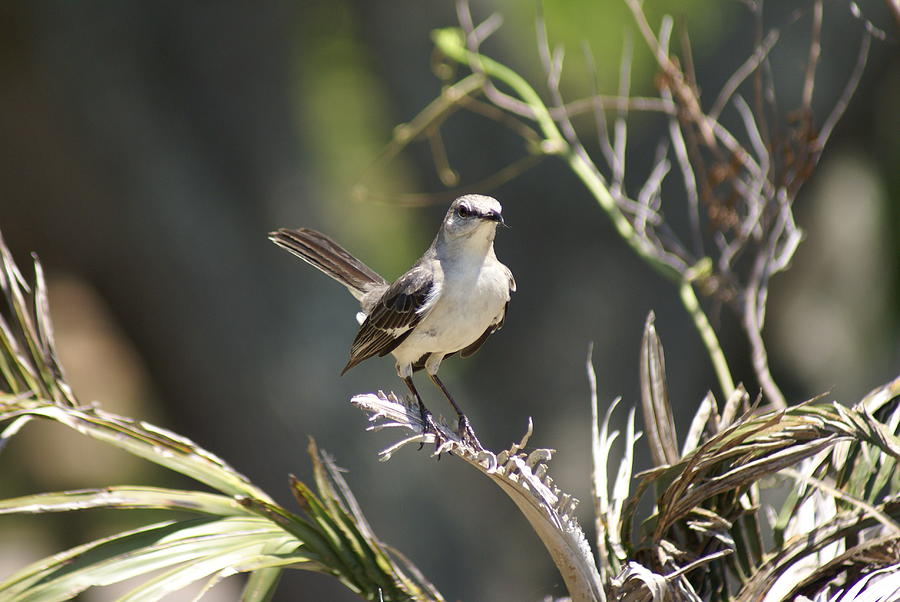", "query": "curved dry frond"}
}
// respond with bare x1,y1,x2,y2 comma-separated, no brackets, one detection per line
352,390,604,602
639,312,678,468
736,501,900,601
784,538,900,601
600,309,900,599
